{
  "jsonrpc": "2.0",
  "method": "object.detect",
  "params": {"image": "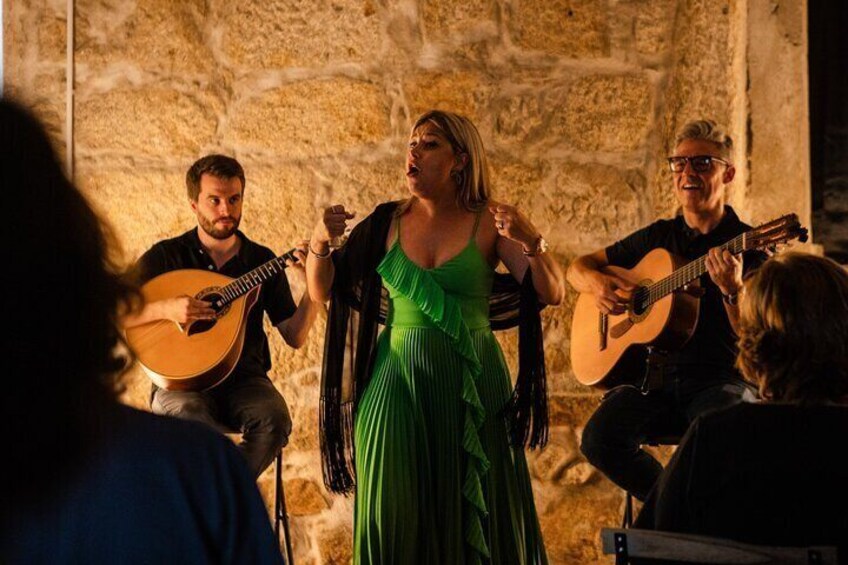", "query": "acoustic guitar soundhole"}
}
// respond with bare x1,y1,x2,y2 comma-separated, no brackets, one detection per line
186,287,231,337
629,279,654,321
